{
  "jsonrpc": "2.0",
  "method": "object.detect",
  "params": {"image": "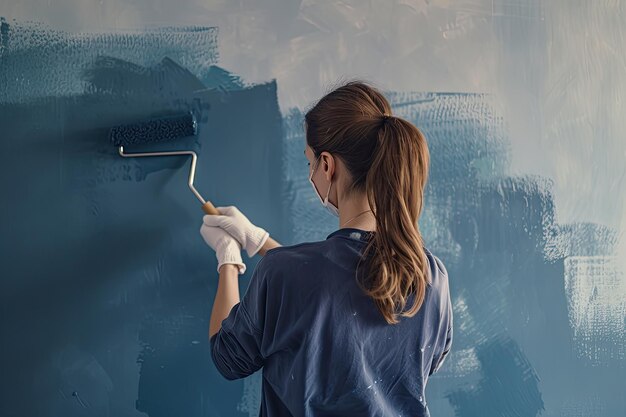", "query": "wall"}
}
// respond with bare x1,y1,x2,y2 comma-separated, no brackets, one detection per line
1,1,625,416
